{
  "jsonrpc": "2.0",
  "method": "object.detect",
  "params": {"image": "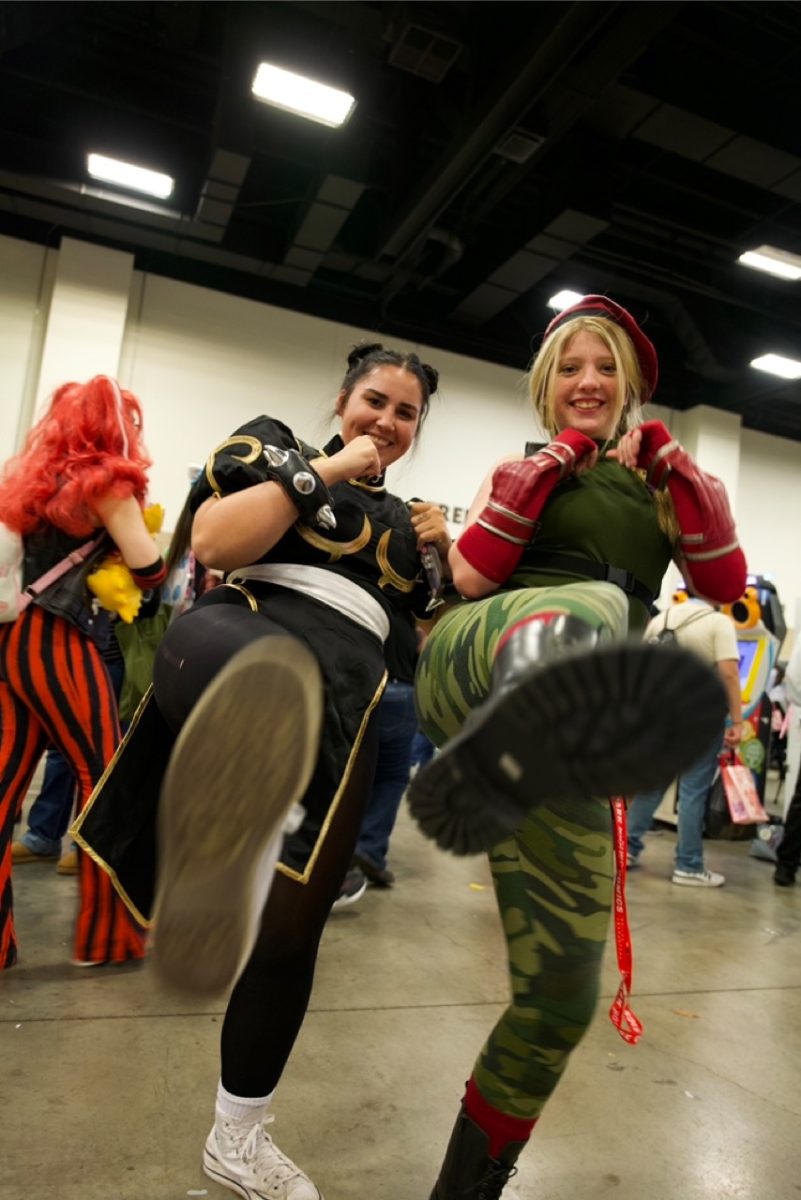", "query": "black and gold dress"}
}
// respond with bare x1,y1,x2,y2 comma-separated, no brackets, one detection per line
74,415,430,924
